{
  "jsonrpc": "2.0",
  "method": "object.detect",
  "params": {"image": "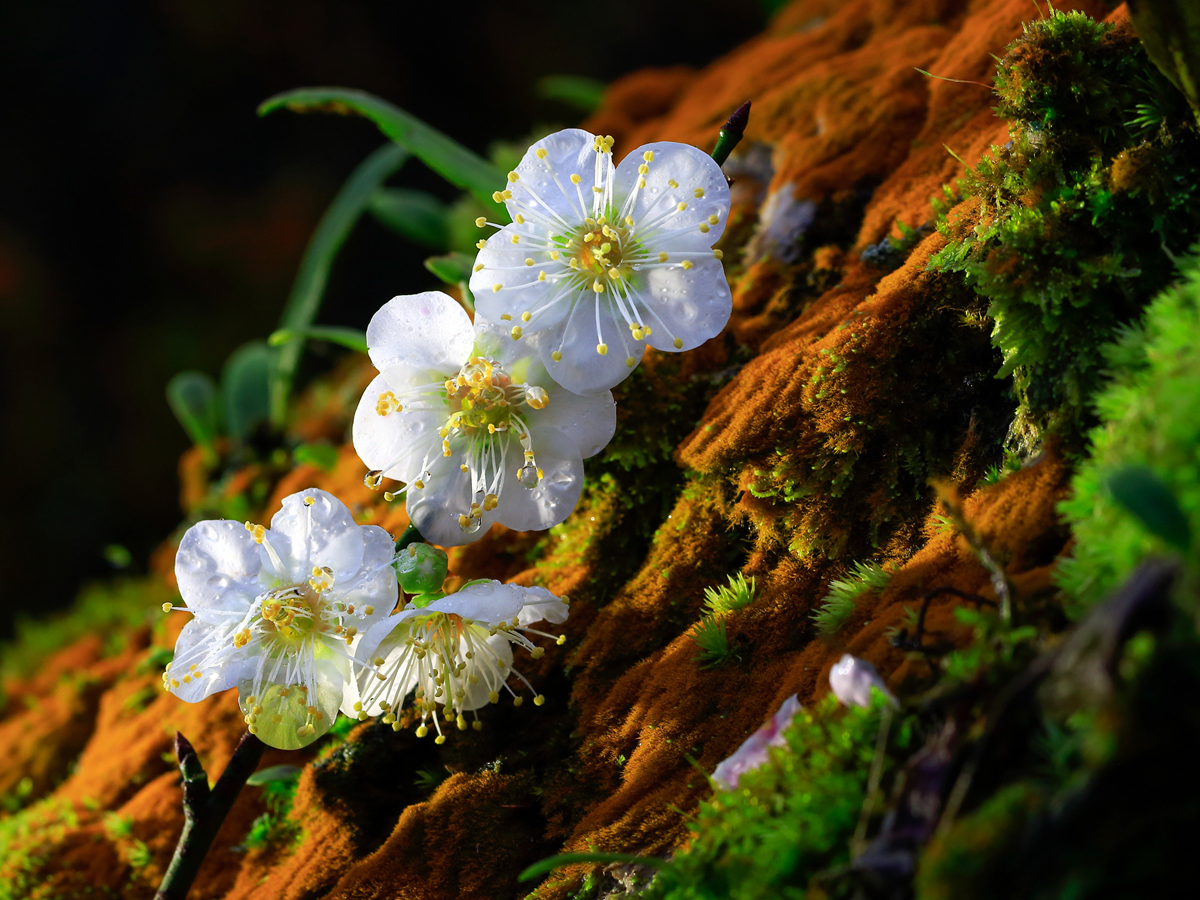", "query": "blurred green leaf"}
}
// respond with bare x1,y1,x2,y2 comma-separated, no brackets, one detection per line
103,544,132,569
268,326,367,354
222,341,273,443
518,852,666,883
292,441,339,472
535,74,606,113
268,143,408,426
259,88,505,214
424,252,475,286
246,765,302,786
1108,465,1191,551
369,188,450,248
166,370,221,461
